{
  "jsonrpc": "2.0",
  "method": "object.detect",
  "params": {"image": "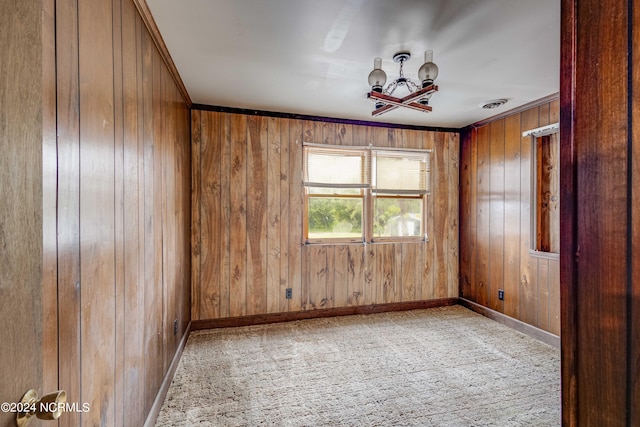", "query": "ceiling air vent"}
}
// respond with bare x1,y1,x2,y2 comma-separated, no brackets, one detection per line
479,99,508,109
